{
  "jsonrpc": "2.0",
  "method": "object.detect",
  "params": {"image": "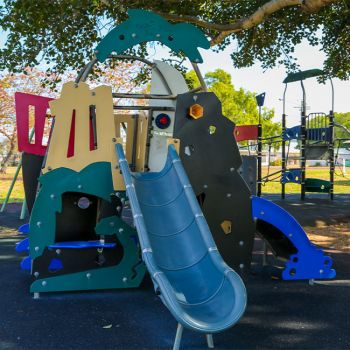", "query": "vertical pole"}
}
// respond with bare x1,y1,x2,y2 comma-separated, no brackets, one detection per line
1,127,35,213
257,106,262,197
281,84,287,199
206,334,214,349
300,81,306,201
329,78,335,200
20,197,27,219
0,158,22,212
329,109,334,200
173,323,184,350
